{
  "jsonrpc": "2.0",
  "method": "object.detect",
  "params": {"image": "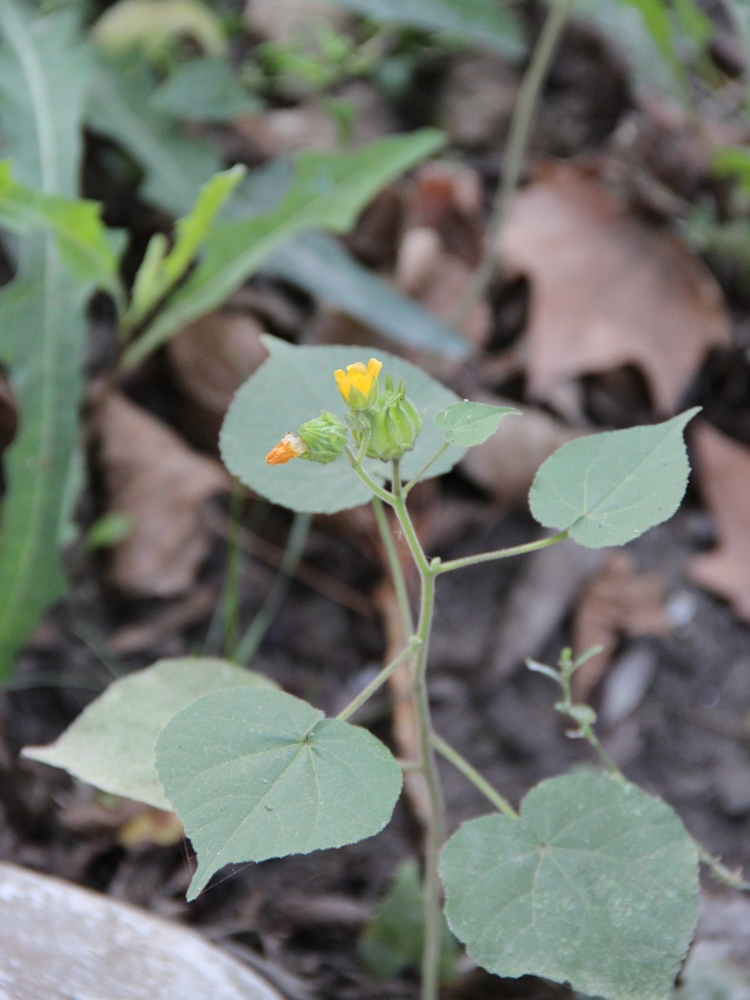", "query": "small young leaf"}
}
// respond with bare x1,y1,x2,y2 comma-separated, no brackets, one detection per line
23,658,275,810
440,772,699,1000
528,408,699,547
359,860,460,982
434,402,519,447
219,336,463,514
126,164,246,328
155,687,403,900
